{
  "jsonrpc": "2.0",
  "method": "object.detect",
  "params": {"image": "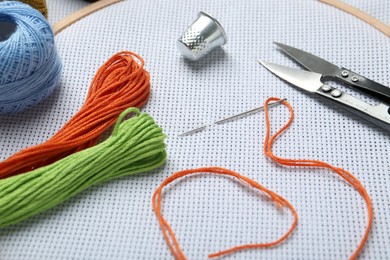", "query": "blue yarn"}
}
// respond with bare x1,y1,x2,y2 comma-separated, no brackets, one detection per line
0,1,62,114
